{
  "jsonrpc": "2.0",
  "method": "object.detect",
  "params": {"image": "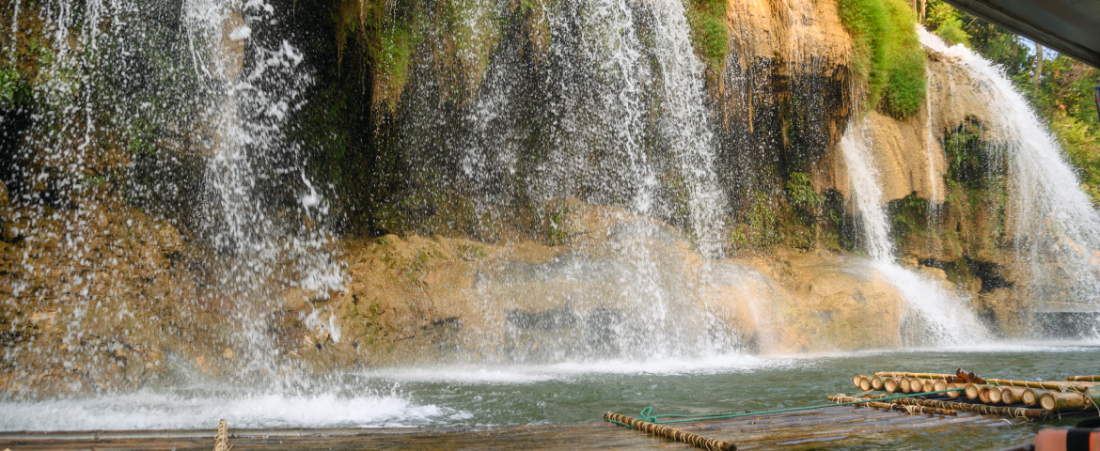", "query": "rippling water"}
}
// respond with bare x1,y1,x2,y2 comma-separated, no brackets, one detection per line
2,343,1097,449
